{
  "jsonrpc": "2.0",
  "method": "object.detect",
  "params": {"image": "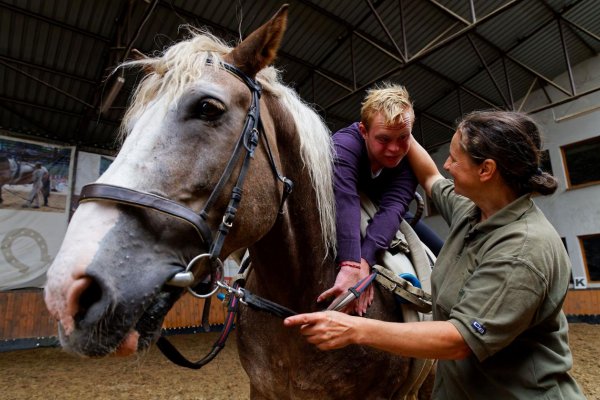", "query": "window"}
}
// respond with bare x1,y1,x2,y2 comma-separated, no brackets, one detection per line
562,136,600,188
561,237,568,253
579,234,600,282
561,237,573,285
